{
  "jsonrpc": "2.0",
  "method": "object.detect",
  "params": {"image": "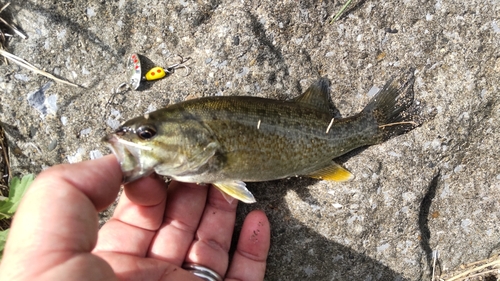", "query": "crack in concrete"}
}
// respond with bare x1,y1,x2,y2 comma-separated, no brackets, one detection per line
418,172,441,275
